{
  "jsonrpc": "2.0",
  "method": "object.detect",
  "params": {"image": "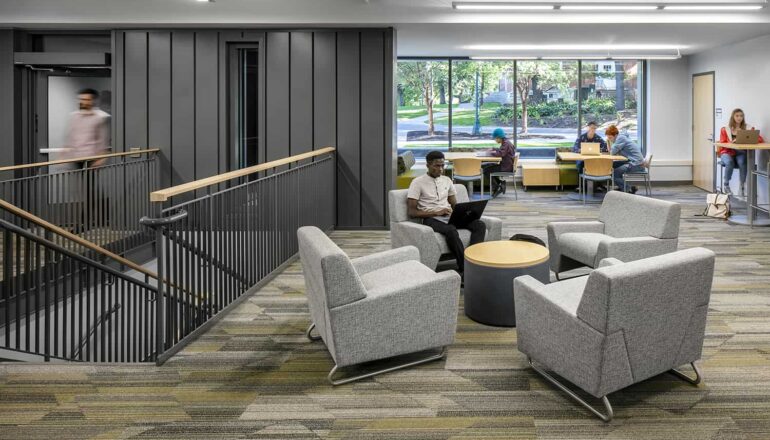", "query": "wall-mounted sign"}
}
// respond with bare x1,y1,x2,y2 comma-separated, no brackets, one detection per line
716,108,723,119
